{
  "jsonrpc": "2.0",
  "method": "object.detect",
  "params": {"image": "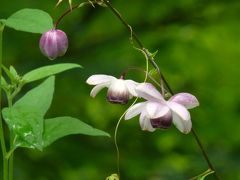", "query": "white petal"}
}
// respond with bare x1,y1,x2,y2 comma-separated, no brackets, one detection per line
125,102,146,120
86,74,116,85
168,102,192,134
146,102,169,119
125,80,139,97
136,83,164,101
139,111,155,132
90,82,110,97
169,93,199,109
